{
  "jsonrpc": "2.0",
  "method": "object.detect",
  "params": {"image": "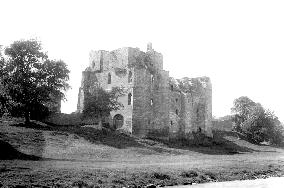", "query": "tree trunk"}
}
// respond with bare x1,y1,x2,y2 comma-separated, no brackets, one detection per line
25,110,30,125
